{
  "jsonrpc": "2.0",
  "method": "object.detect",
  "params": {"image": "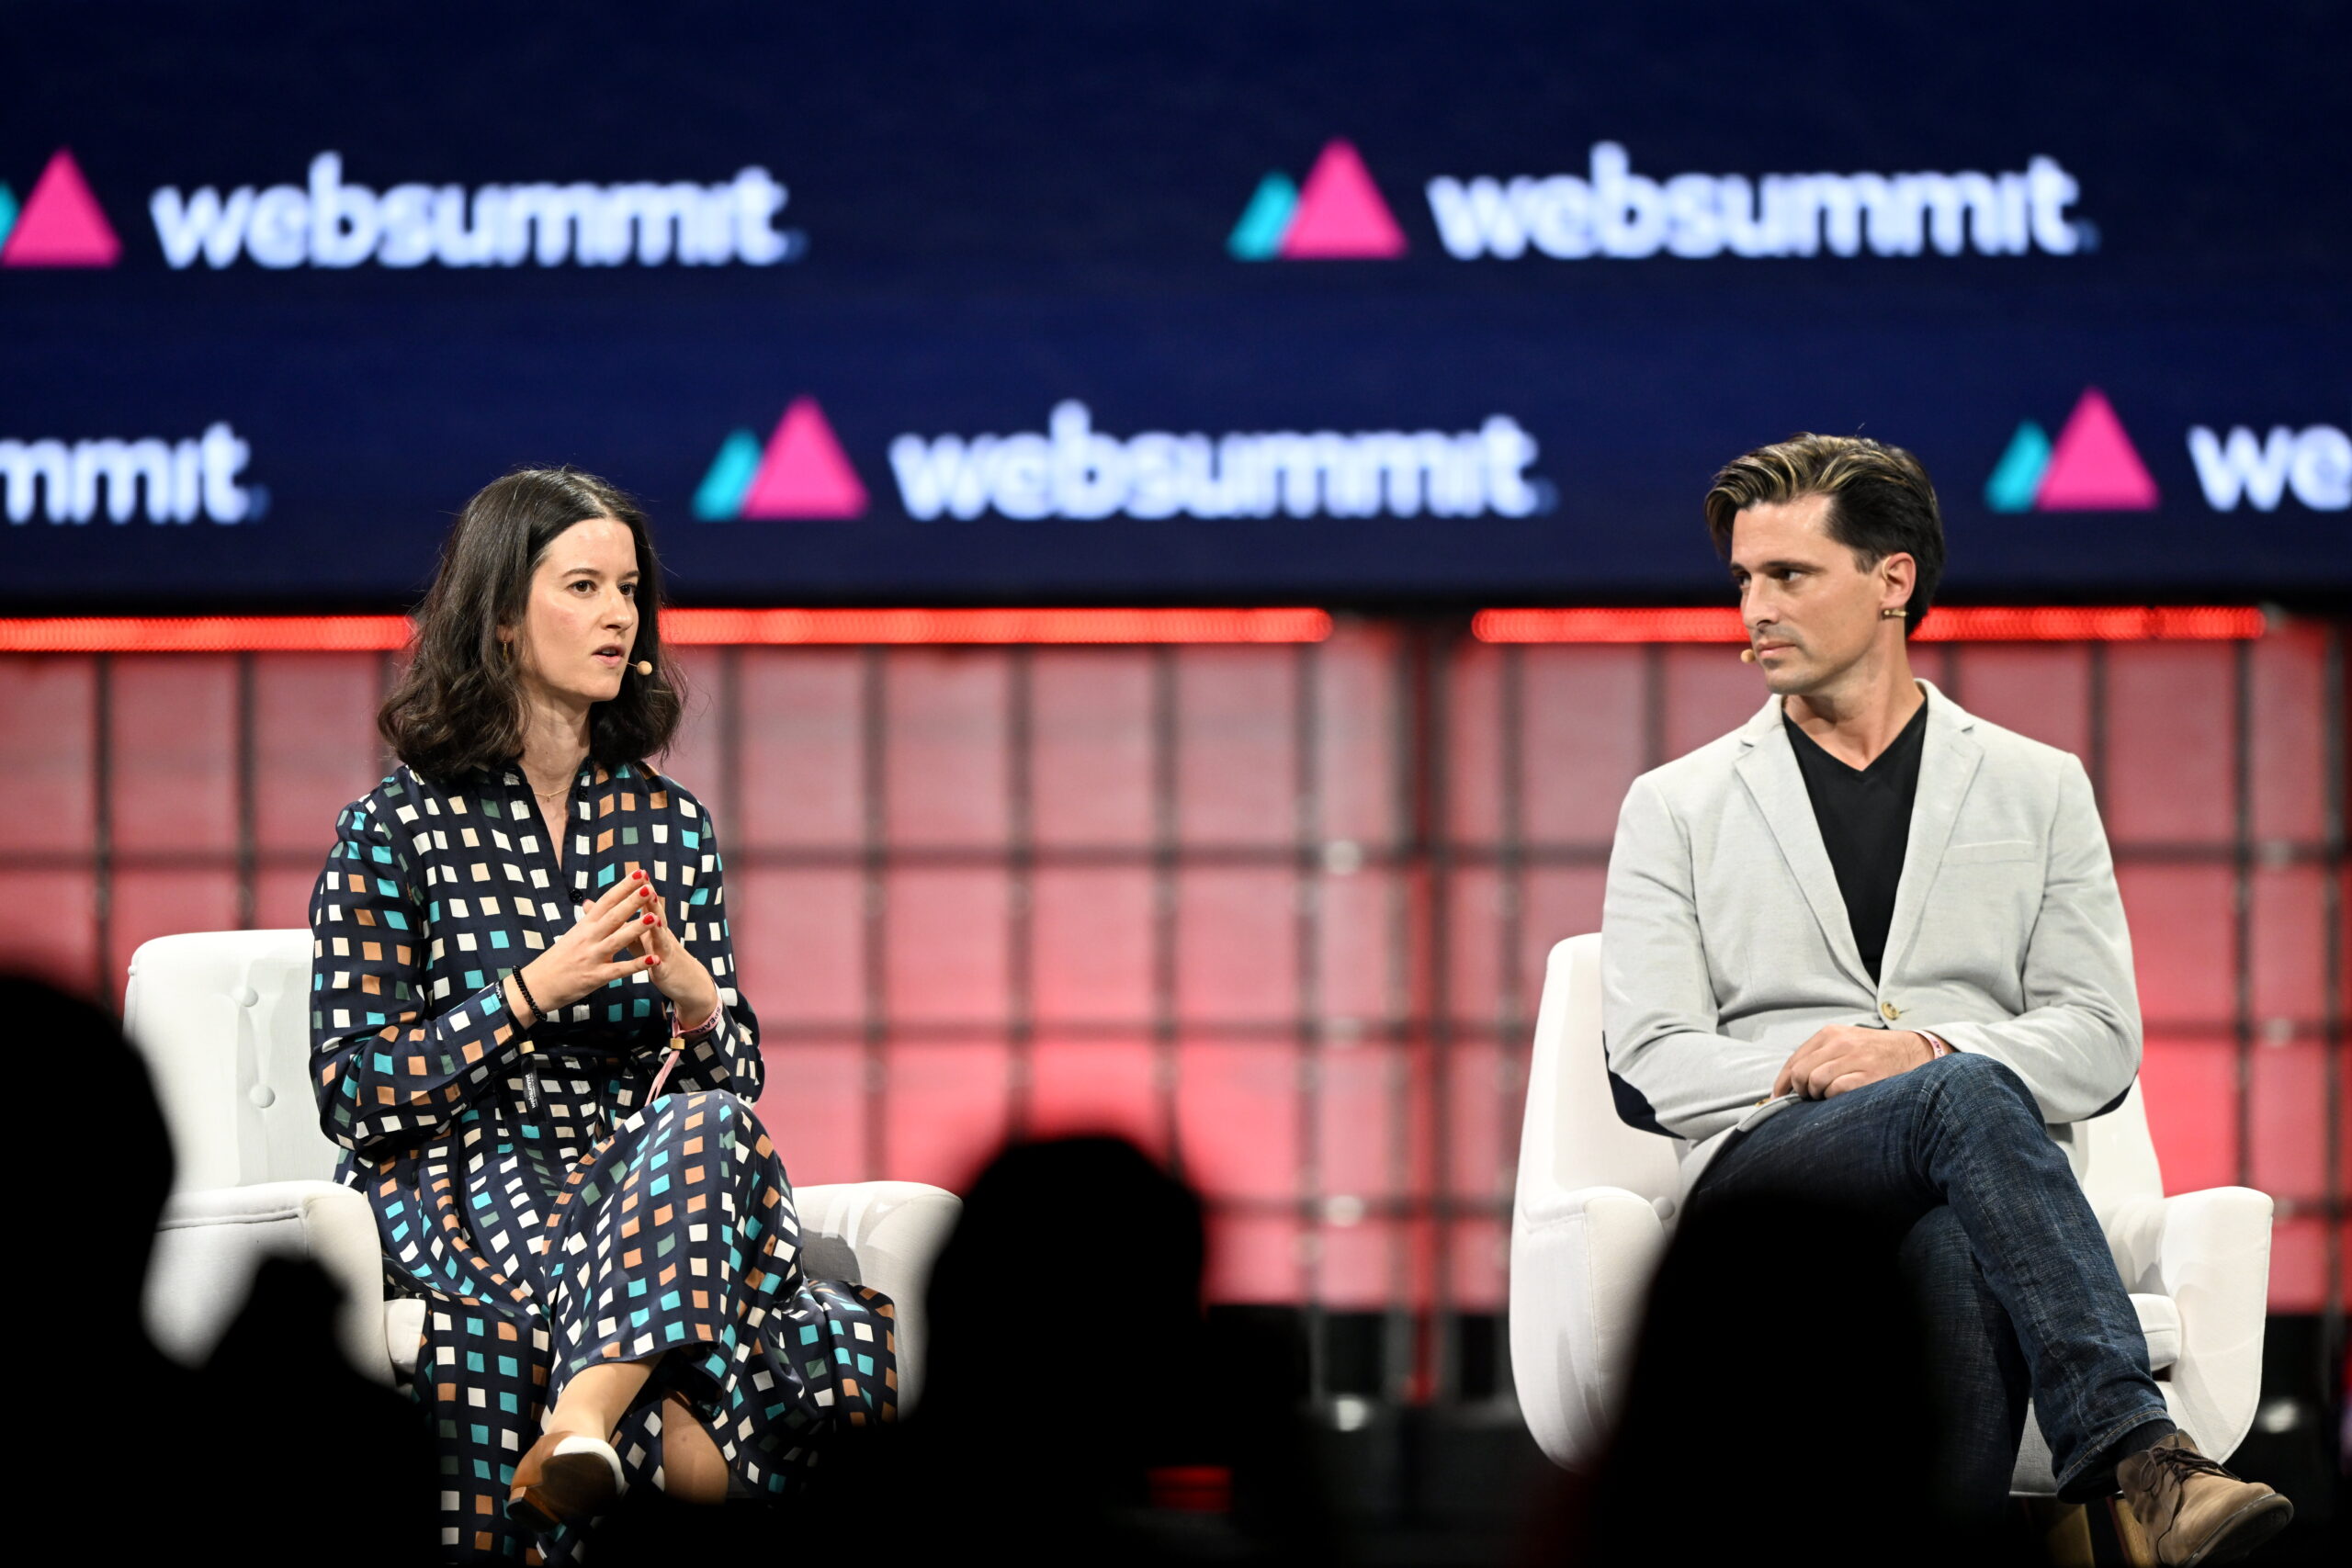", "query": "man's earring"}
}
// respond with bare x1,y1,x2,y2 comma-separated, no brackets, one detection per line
1881,606,1907,620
